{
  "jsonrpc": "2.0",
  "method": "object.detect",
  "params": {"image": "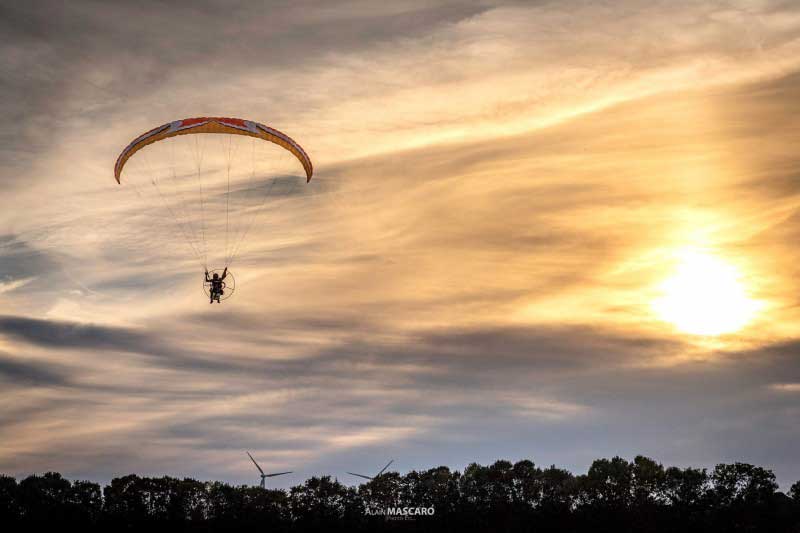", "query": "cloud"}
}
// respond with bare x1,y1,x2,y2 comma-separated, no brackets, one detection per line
1,0,800,490
0,314,256,375
770,383,800,392
0,236,56,284
0,315,158,352
0,352,68,387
